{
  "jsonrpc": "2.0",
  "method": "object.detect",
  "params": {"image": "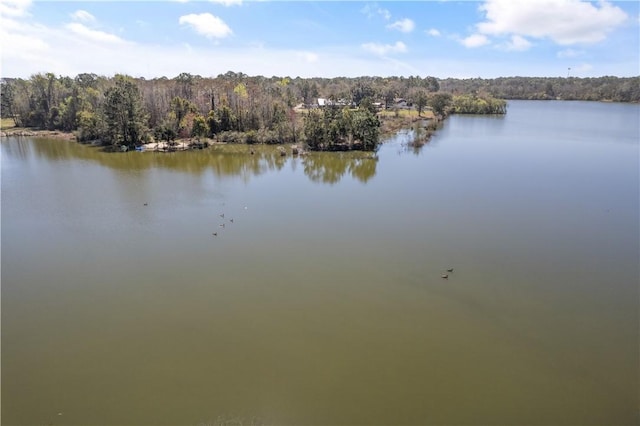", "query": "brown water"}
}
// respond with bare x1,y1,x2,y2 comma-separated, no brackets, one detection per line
2,100,638,425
